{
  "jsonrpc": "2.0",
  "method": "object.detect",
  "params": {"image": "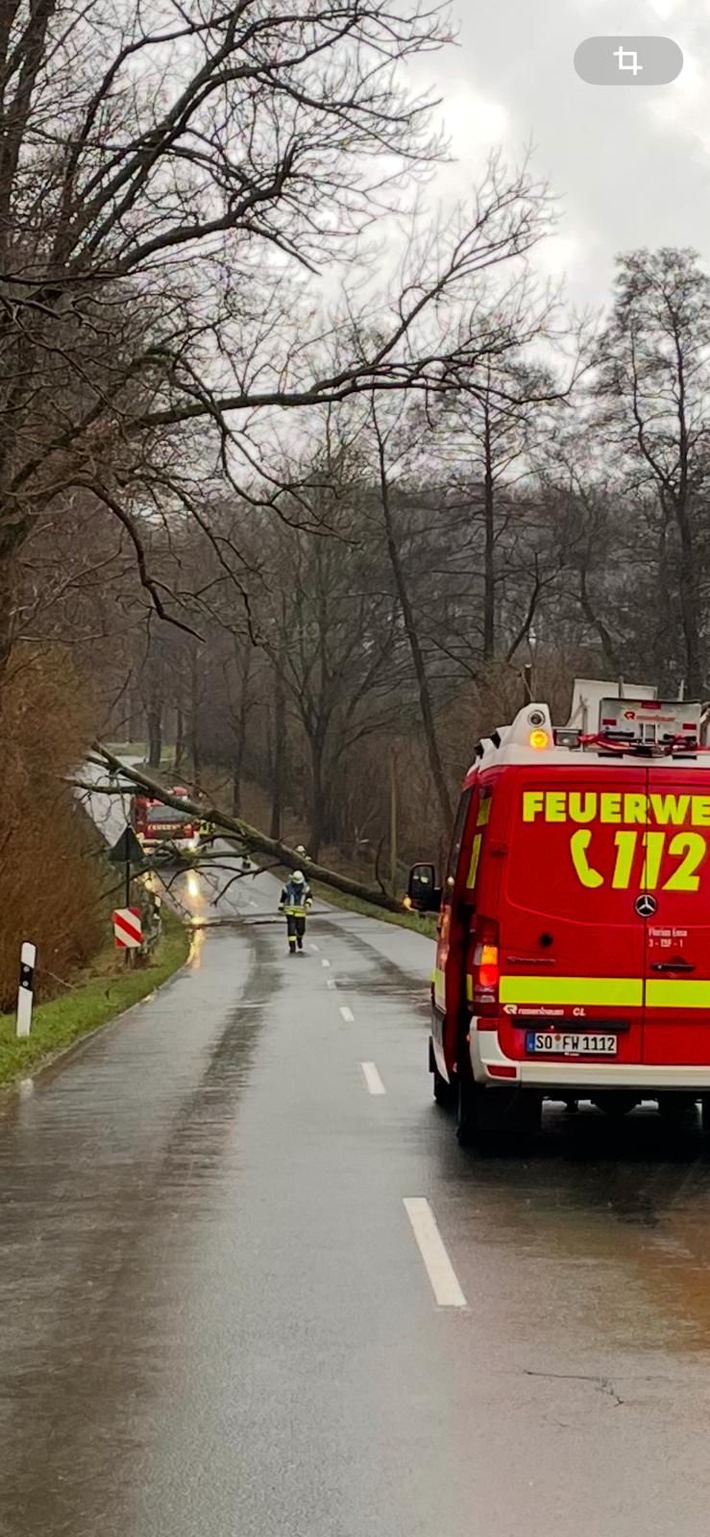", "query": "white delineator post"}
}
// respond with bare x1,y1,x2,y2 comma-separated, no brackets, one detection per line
16,941,36,1038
